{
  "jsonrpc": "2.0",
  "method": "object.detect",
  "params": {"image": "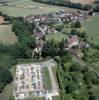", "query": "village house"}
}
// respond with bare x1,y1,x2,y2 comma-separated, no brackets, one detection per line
33,29,44,40
32,29,44,58
78,41,89,49
24,10,88,27
64,35,79,49
24,15,34,23
24,11,89,58
64,34,89,58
